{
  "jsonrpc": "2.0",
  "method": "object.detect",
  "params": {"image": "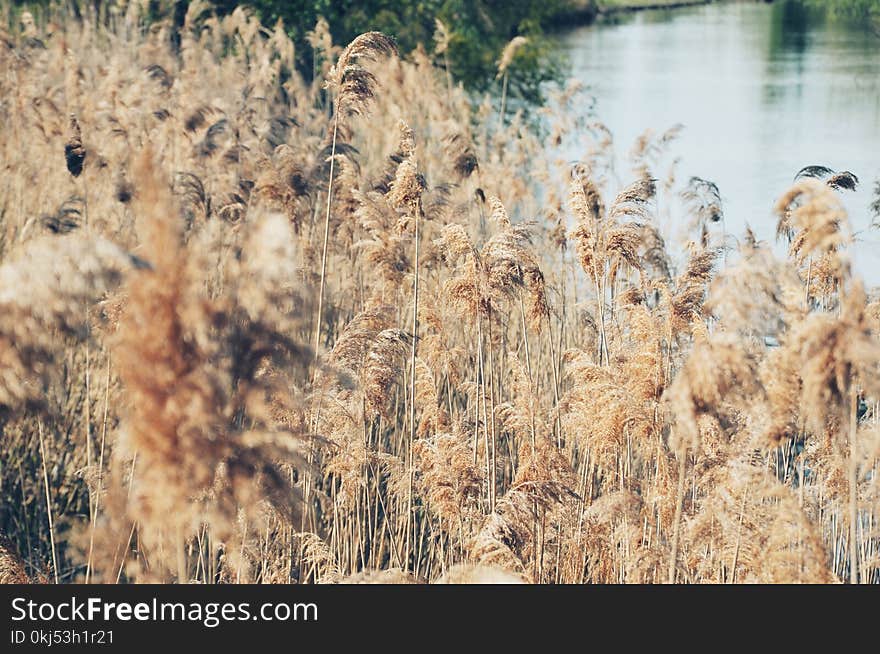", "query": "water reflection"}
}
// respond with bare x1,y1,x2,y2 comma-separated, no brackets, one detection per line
770,0,811,57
